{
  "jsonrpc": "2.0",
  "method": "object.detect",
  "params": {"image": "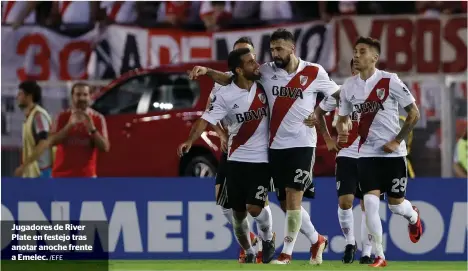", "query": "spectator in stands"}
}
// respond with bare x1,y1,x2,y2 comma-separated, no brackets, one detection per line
2,1,37,29
200,1,232,31
453,131,467,178
232,1,292,23
14,81,54,178
100,1,137,24
50,1,100,25
157,1,191,27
